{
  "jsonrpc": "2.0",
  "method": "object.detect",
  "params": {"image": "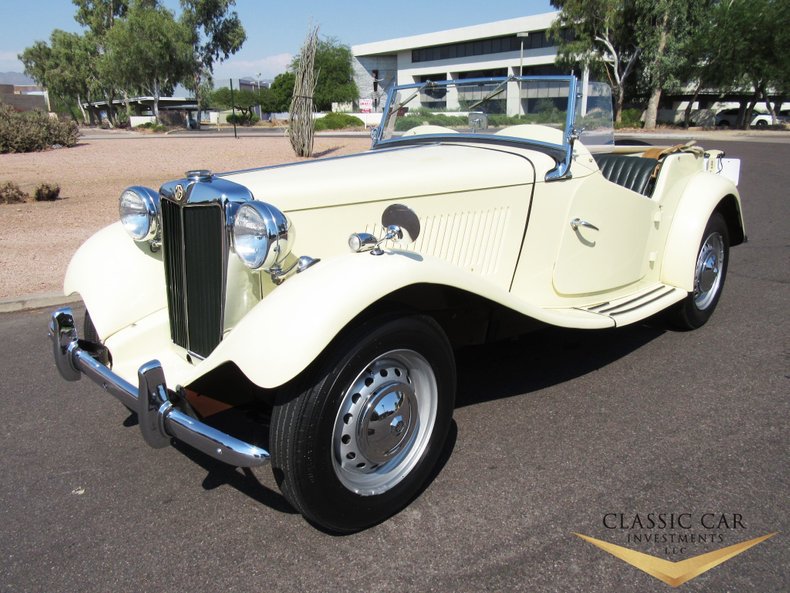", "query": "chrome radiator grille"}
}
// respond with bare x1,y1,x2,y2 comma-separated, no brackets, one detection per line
161,198,225,358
